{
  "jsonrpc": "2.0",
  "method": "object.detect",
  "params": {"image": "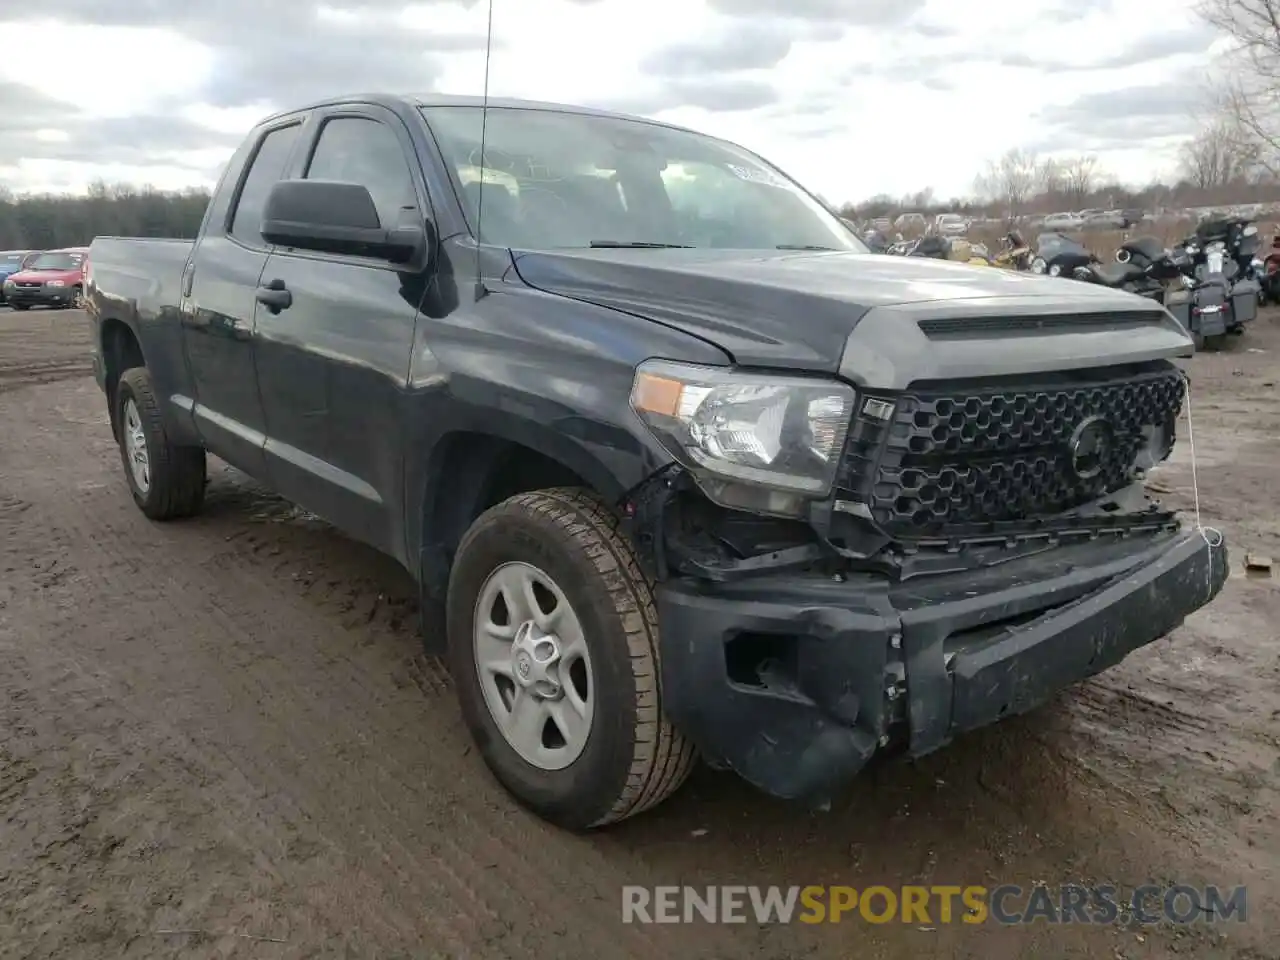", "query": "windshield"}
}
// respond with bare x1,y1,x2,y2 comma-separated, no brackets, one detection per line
421,106,866,252
28,252,84,271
